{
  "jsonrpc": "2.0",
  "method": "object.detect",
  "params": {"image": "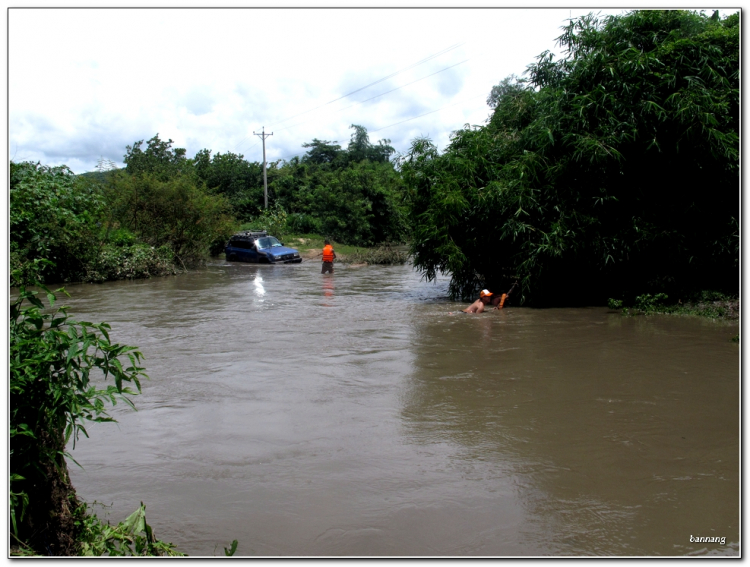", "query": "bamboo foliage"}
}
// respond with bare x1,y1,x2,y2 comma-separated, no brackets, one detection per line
401,10,739,304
